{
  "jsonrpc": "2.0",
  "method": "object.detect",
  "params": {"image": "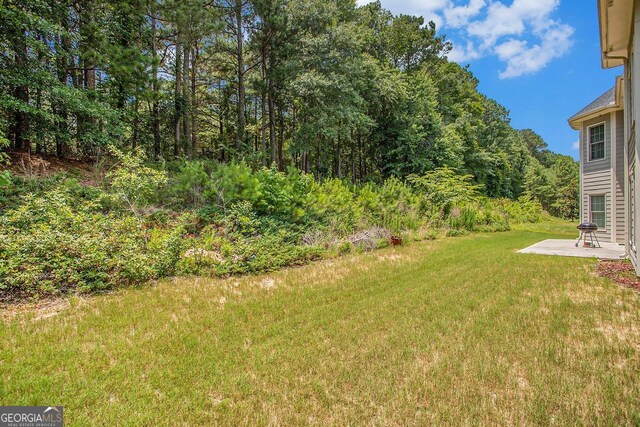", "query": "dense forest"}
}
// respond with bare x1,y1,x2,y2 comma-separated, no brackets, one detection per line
1,0,576,211
0,0,581,298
